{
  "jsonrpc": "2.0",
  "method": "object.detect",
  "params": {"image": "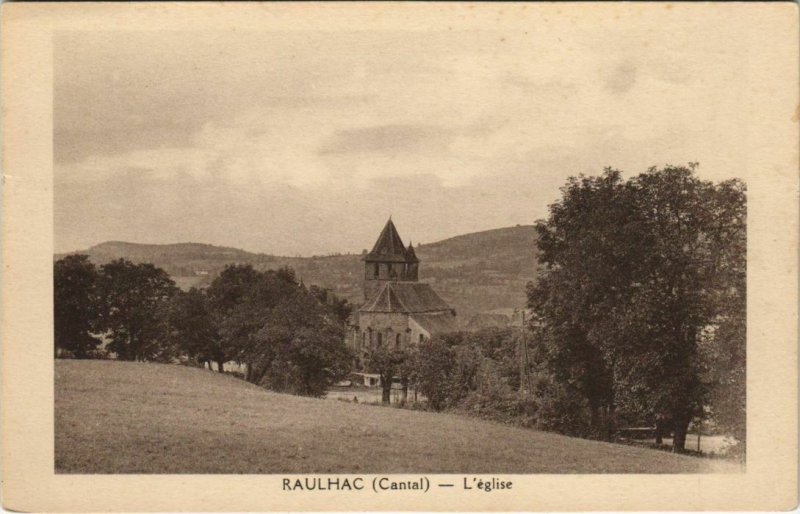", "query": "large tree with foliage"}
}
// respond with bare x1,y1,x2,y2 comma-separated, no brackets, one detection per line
97,259,178,361
414,329,522,412
54,254,102,358
169,287,220,369
202,264,353,393
530,165,745,451
207,265,299,376
249,289,353,396
528,170,632,435
202,265,262,373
